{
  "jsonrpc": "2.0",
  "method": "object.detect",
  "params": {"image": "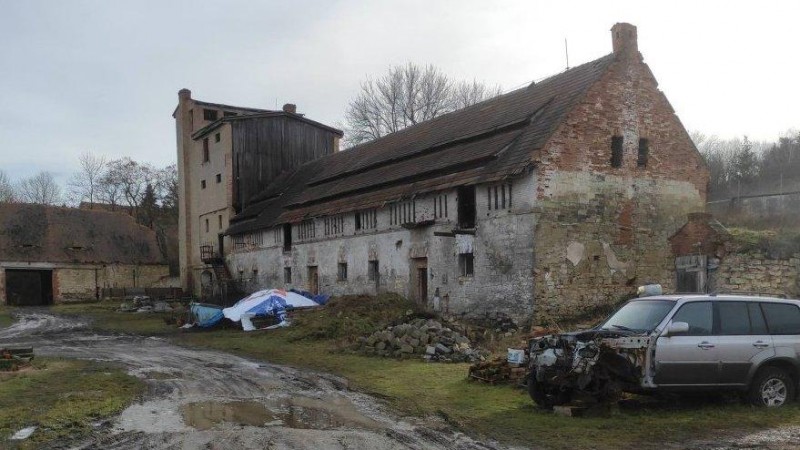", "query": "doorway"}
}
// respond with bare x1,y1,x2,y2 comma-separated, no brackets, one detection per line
675,255,707,293
307,266,319,295
411,258,428,305
5,269,54,306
